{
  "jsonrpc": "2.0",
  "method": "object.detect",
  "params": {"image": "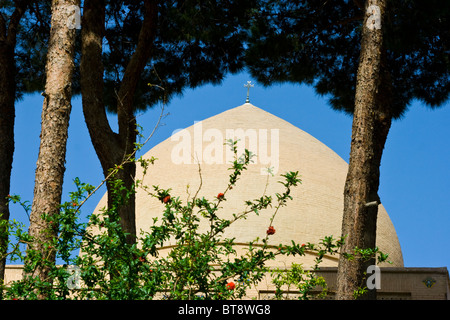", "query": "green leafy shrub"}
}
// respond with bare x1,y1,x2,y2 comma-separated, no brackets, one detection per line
1,140,388,300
